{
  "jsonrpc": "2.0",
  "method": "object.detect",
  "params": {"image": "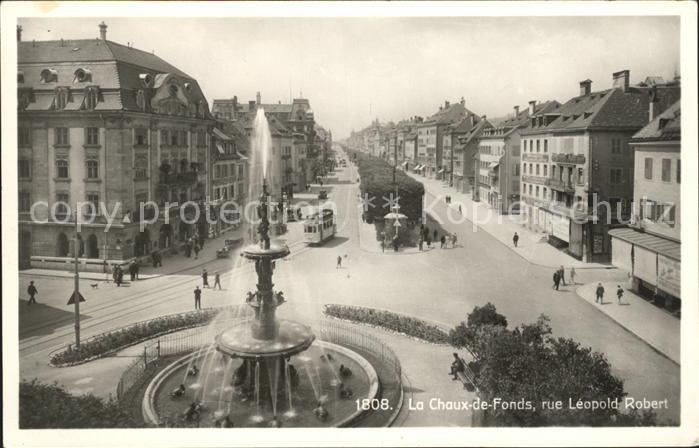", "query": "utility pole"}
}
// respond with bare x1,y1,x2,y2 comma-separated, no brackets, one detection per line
73,207,81,349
